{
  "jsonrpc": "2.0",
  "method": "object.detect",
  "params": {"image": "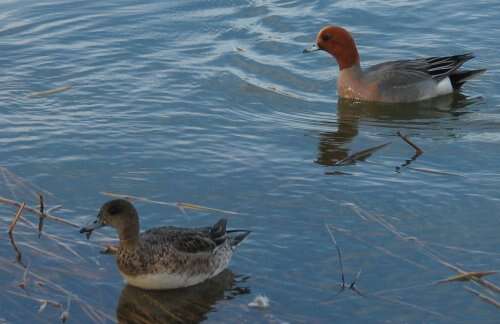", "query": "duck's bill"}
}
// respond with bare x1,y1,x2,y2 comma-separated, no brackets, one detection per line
303,44,320,53
80,219,104,239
